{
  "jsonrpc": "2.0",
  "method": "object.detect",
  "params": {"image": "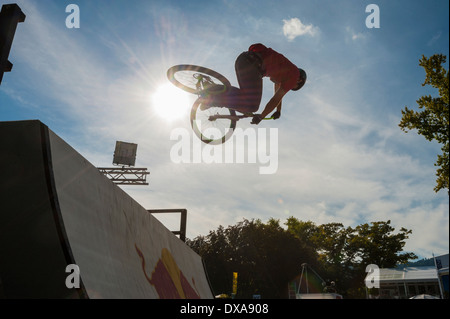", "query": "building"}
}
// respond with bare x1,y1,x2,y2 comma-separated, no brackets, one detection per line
435,254,449,298
365,254,449,299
